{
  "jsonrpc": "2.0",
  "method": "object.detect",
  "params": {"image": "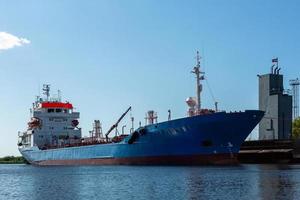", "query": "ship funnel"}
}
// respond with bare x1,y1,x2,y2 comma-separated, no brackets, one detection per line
271,65,275,74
